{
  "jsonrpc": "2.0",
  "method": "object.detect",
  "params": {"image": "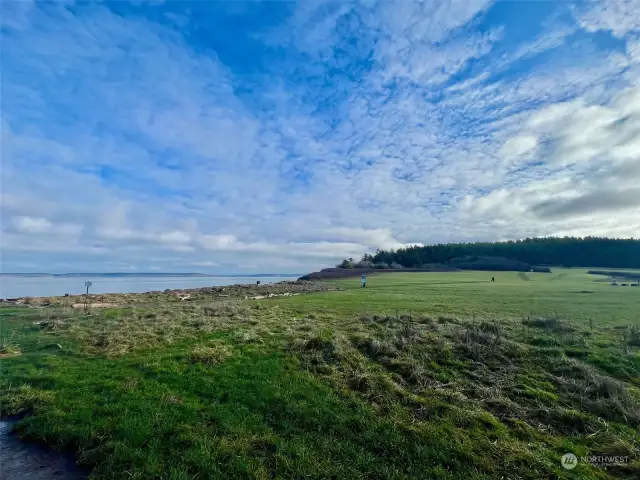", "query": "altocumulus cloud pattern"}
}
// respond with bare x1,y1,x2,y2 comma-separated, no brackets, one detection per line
1,0,639,273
